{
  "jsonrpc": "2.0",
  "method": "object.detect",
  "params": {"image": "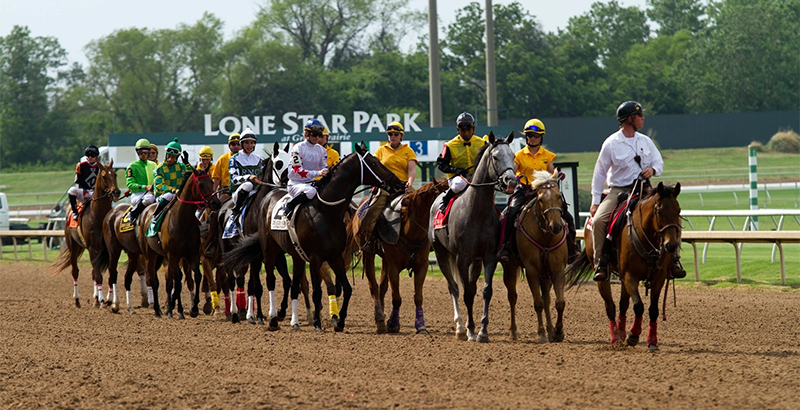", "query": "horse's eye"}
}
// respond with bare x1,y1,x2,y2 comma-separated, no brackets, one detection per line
275,160,283,169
